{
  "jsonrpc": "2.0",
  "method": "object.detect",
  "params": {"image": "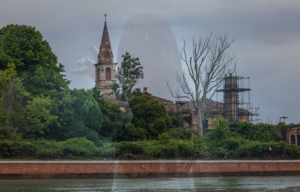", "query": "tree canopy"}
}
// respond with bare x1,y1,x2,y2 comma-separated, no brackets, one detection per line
129,95,172,139
110,83,126,101
0,63,57,140
0,24,70,98
44,89,101,142
116,52,144,99
231,121,281,143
